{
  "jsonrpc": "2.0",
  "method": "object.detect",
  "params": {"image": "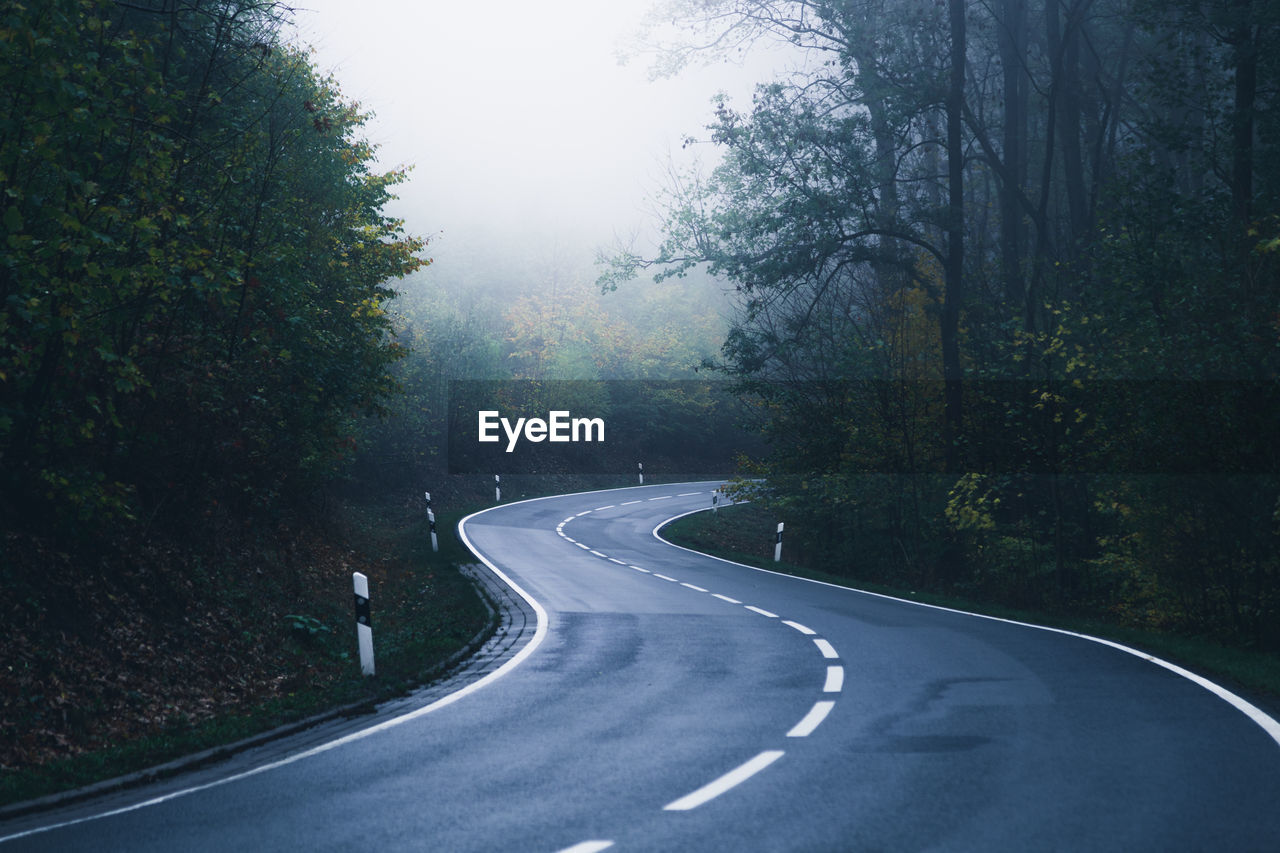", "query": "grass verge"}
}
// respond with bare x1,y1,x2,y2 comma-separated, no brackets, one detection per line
0,497,493,811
